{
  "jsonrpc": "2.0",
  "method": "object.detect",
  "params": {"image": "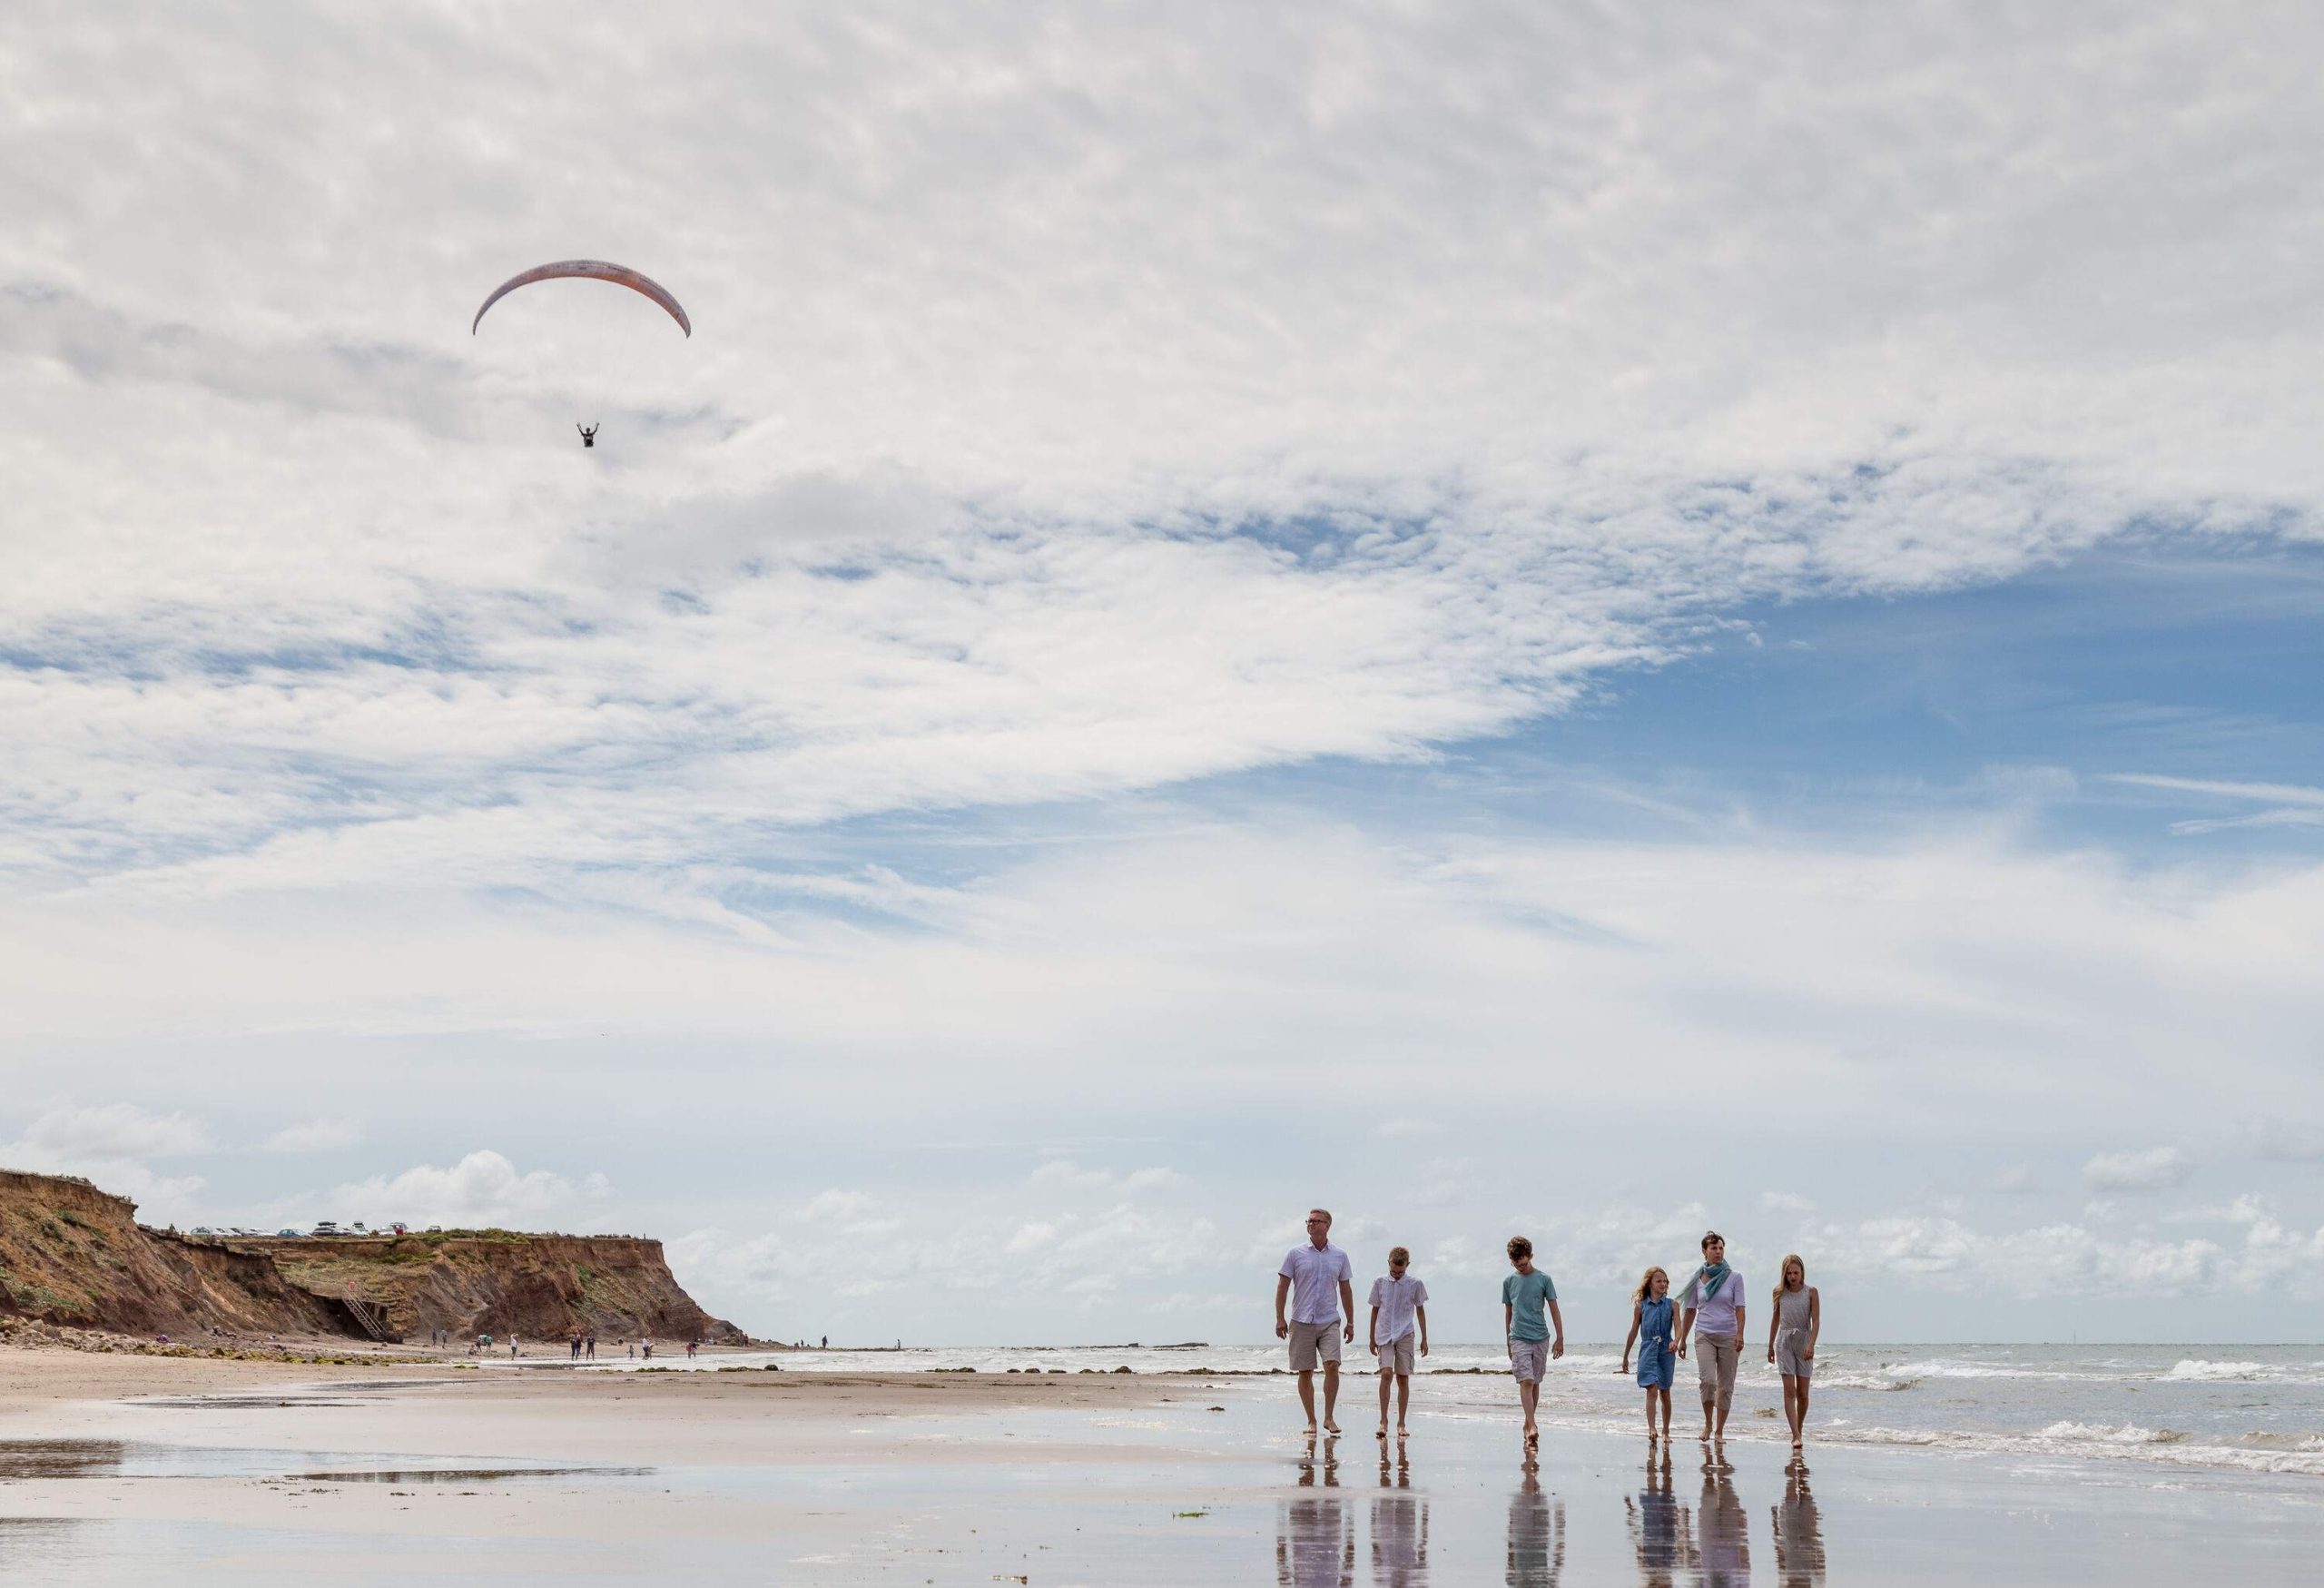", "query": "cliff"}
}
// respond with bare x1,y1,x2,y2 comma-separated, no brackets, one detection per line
0,1168,743,1345
247,1231,744,1344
